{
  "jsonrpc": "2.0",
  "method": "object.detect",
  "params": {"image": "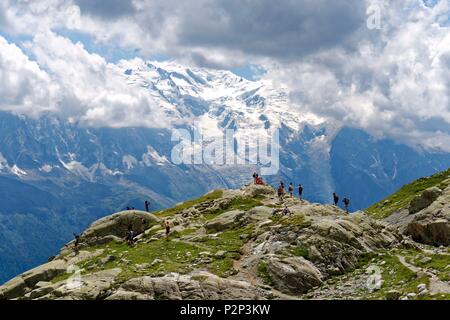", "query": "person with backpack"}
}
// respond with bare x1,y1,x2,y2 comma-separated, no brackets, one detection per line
282,205,291,216
255,176,264,185
125,224,135,246
144,200,150,212
333,193,339,206
165,220,171,240
252,172,258,184
288,183,294,198
73,233,80,252
277,183,285,202
298,184,304,201
343,198,350,214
